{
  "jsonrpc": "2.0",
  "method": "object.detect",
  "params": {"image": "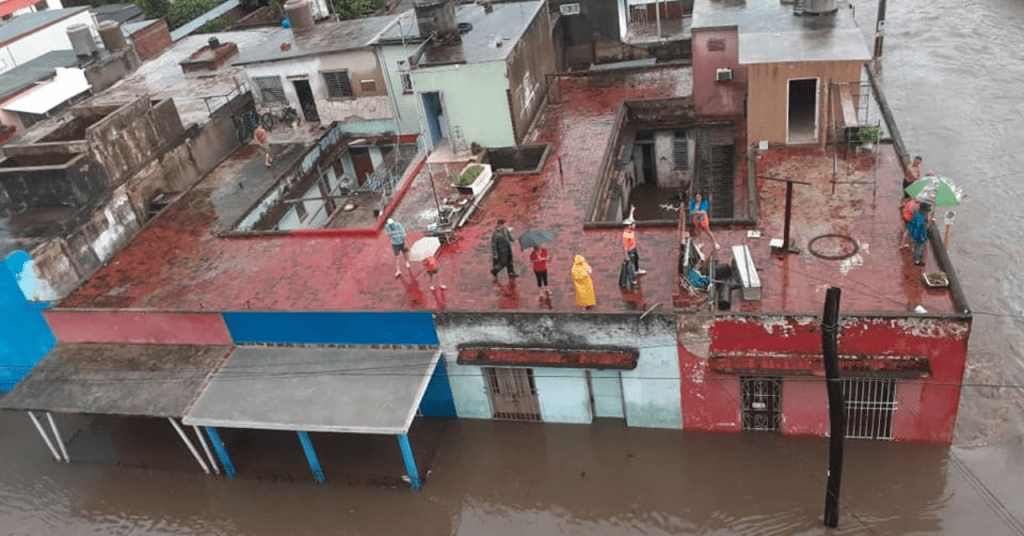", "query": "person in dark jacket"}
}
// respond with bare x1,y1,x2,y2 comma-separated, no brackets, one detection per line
490,219,517,280
908,203,932,266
